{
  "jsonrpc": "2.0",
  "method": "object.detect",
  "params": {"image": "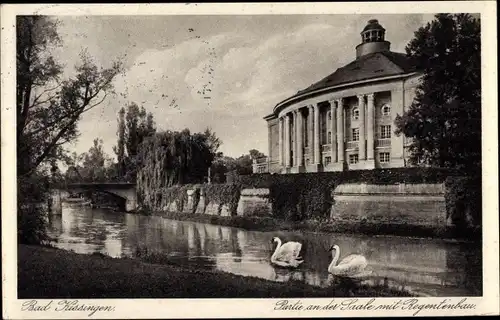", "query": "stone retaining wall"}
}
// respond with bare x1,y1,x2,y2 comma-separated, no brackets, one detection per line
161,187,272,217
158,183,448,228
236,188,272,216
332,183,448,227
